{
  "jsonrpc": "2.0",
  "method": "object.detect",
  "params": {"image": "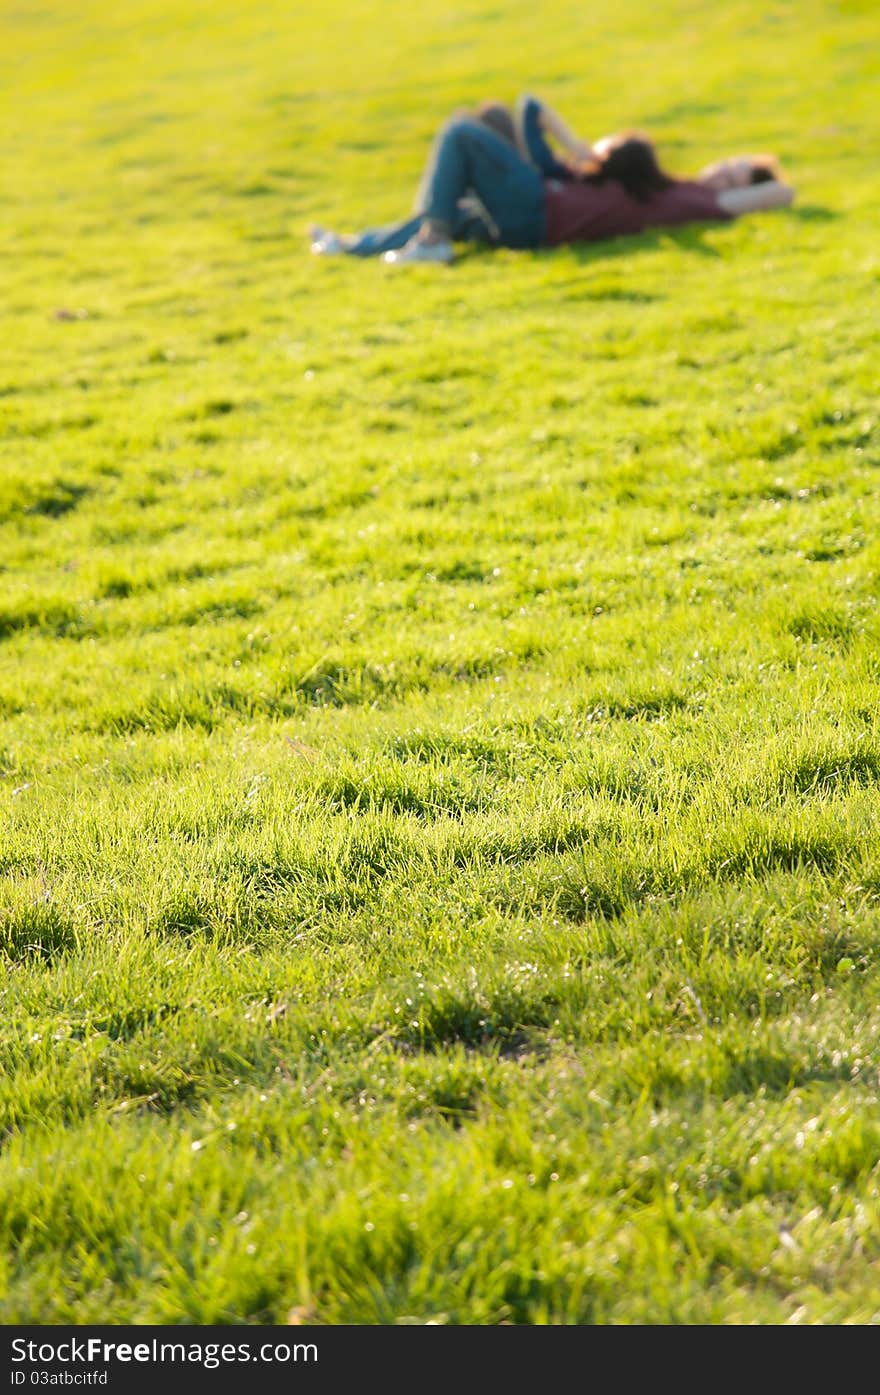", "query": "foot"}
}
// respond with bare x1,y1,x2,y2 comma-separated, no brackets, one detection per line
383,235,454,265
309,225,349,255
